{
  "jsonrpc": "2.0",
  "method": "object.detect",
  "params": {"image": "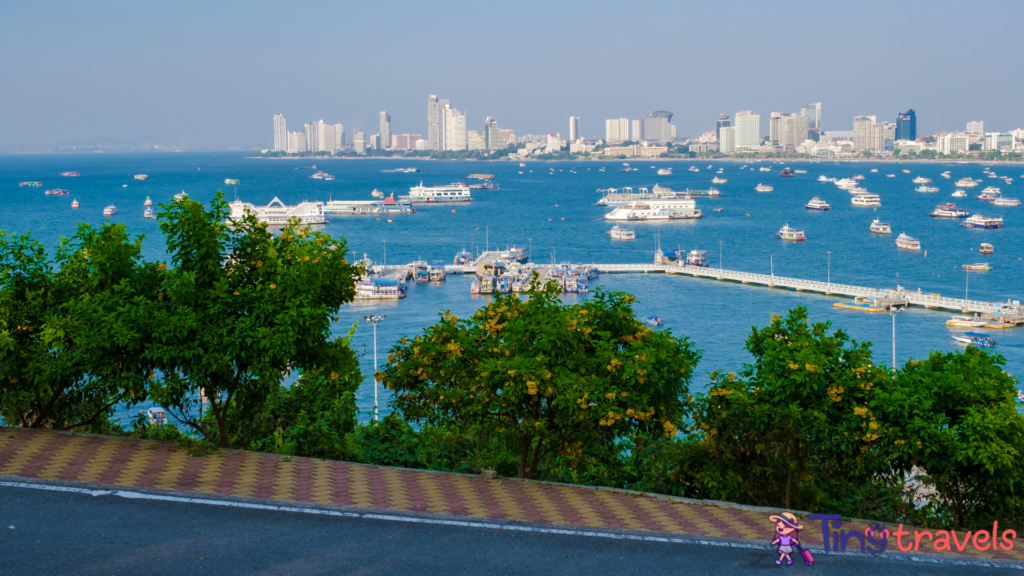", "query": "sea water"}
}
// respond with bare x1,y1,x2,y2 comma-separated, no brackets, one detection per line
2,154,1021,423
